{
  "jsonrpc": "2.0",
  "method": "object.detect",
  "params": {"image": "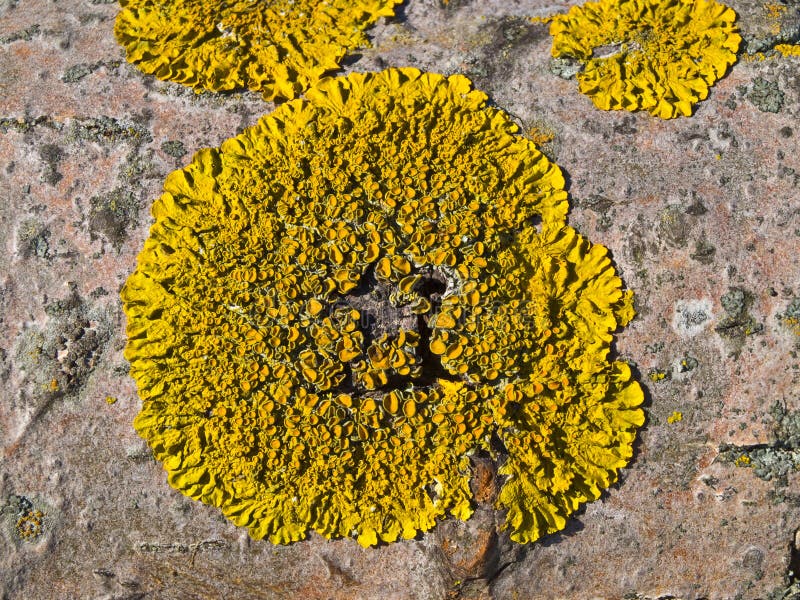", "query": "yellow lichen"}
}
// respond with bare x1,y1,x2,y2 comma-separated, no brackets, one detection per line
122,67,643,546
114,0,401,101
735,454,751,467
743,44,800,62
550,0,741,118
776,44,800,58
16,509,44,541
525,122,556,147
765,3,787,35
667,411,683,424
784,316,800,336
